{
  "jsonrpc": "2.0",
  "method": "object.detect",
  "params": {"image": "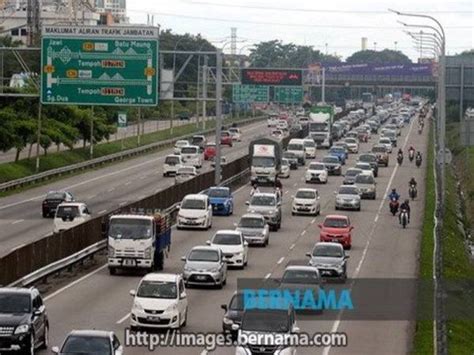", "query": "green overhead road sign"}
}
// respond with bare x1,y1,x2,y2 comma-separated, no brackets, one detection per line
41,25,159,106
273,86,304,104
232,84,269,103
